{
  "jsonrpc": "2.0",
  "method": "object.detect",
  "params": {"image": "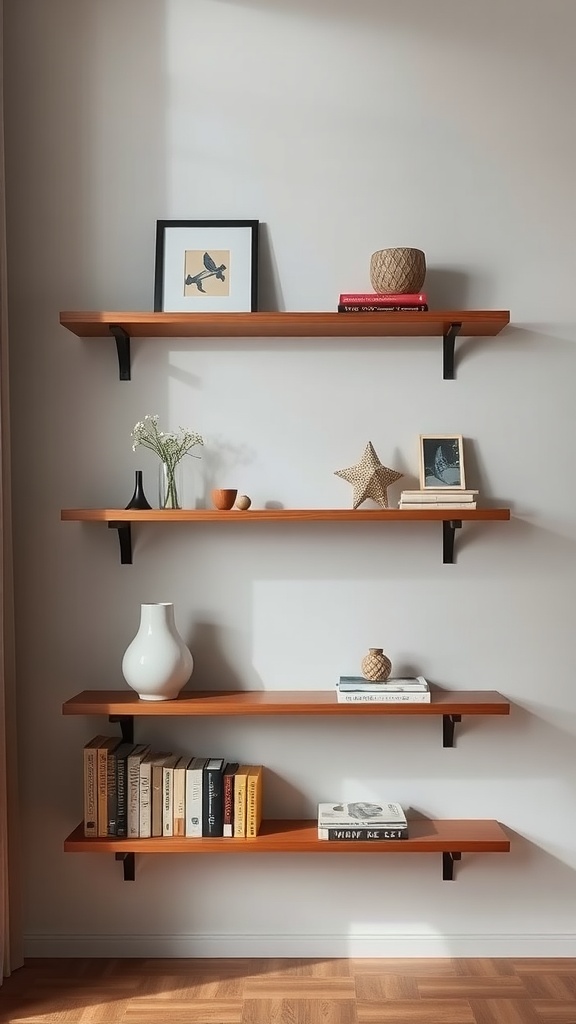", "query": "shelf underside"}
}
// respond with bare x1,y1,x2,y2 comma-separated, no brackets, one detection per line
61,508,511,523
63,689,510,717
64,818,510,855
60,310,510,339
